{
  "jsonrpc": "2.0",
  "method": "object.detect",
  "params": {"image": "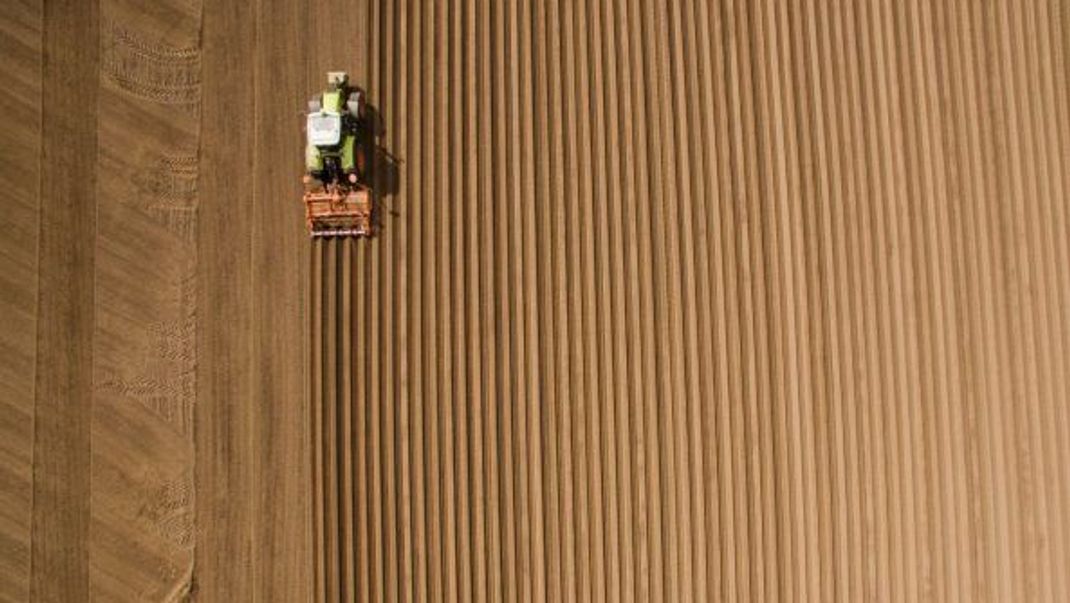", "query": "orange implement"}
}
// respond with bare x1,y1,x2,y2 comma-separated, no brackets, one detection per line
302,183,373,237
